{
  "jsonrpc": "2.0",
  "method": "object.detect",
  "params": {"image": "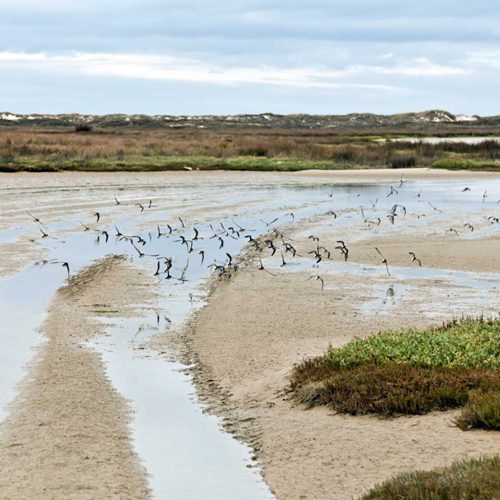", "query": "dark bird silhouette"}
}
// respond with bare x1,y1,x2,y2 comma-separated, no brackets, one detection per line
218,236,224,249
114,196,121,205
375,247,390,276
199,250,205,264
464,223,474,232
409,251,421,266
136,203,145,212
280,252,287,266
62,262,70,276
27,212,41,223
94,212,100,223
178,217,185,228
